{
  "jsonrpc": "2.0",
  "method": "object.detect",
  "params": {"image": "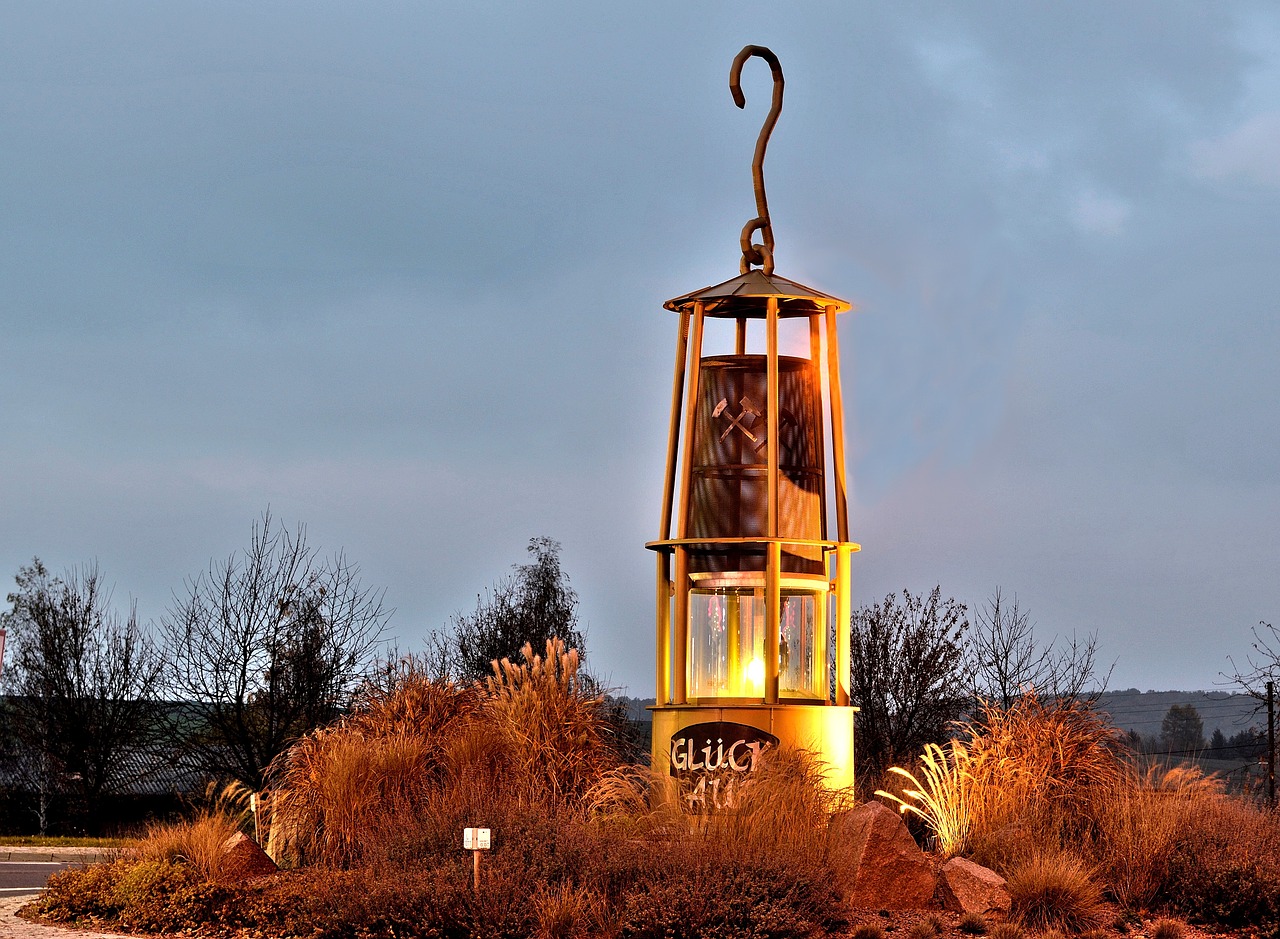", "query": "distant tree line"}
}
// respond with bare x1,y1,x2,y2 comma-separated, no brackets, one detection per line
1118,704,1267,761
0,514,583,835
